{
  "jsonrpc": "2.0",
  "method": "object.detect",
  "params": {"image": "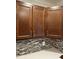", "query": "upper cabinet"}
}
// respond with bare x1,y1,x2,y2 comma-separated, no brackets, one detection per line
16,1,63,39
33,5,45,37
16,1,32,39
45,8,63,39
